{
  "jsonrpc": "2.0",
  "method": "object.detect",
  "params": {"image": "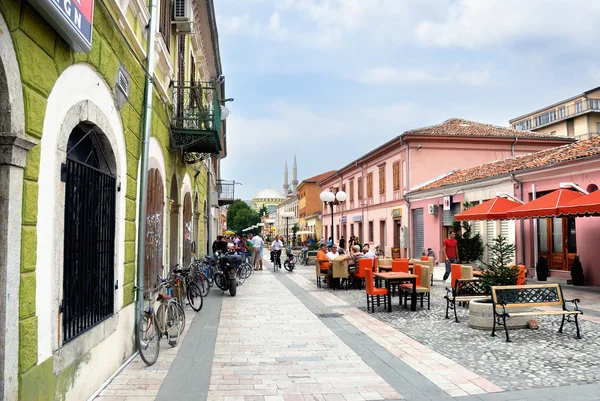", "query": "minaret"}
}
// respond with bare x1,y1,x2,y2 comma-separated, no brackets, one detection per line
283,161,289,194
292,154,298,194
